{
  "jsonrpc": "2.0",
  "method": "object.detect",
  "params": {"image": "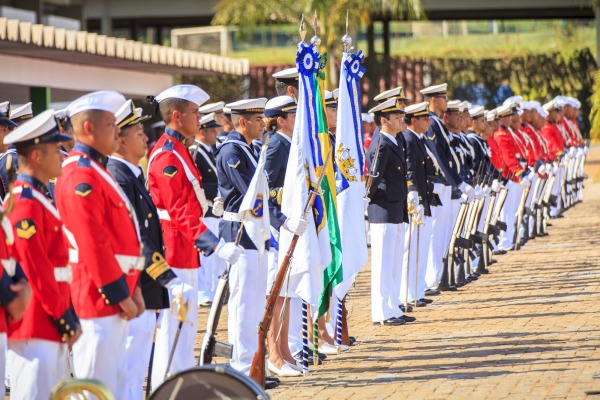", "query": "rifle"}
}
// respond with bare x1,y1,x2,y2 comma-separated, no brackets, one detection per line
476,170,499,273
198,217,245,366
455,162,484,284
364,132,383,198
248,147,333,387
512,171,531,250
